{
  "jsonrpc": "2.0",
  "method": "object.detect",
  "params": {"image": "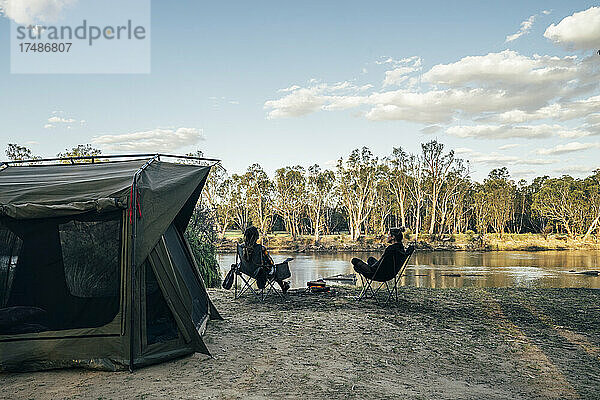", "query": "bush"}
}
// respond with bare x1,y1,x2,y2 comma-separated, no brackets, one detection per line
185,204,222,288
